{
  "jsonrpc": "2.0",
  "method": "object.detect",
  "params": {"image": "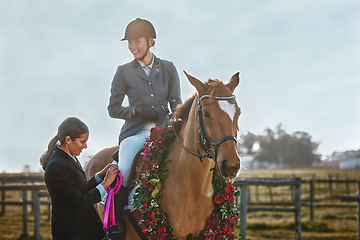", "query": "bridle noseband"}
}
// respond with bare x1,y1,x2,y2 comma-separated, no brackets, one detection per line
175,94,238,168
